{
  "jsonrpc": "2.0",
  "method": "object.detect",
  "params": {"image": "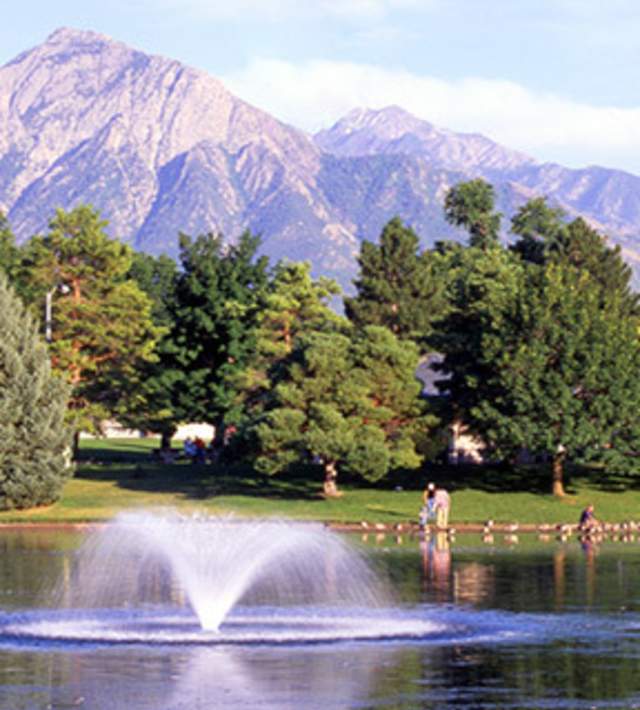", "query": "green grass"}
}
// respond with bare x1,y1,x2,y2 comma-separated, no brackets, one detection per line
1,438,639,526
